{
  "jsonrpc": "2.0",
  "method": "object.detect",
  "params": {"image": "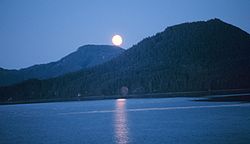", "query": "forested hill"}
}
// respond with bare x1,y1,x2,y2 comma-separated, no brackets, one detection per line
1,18,250,102
0,45,124,86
